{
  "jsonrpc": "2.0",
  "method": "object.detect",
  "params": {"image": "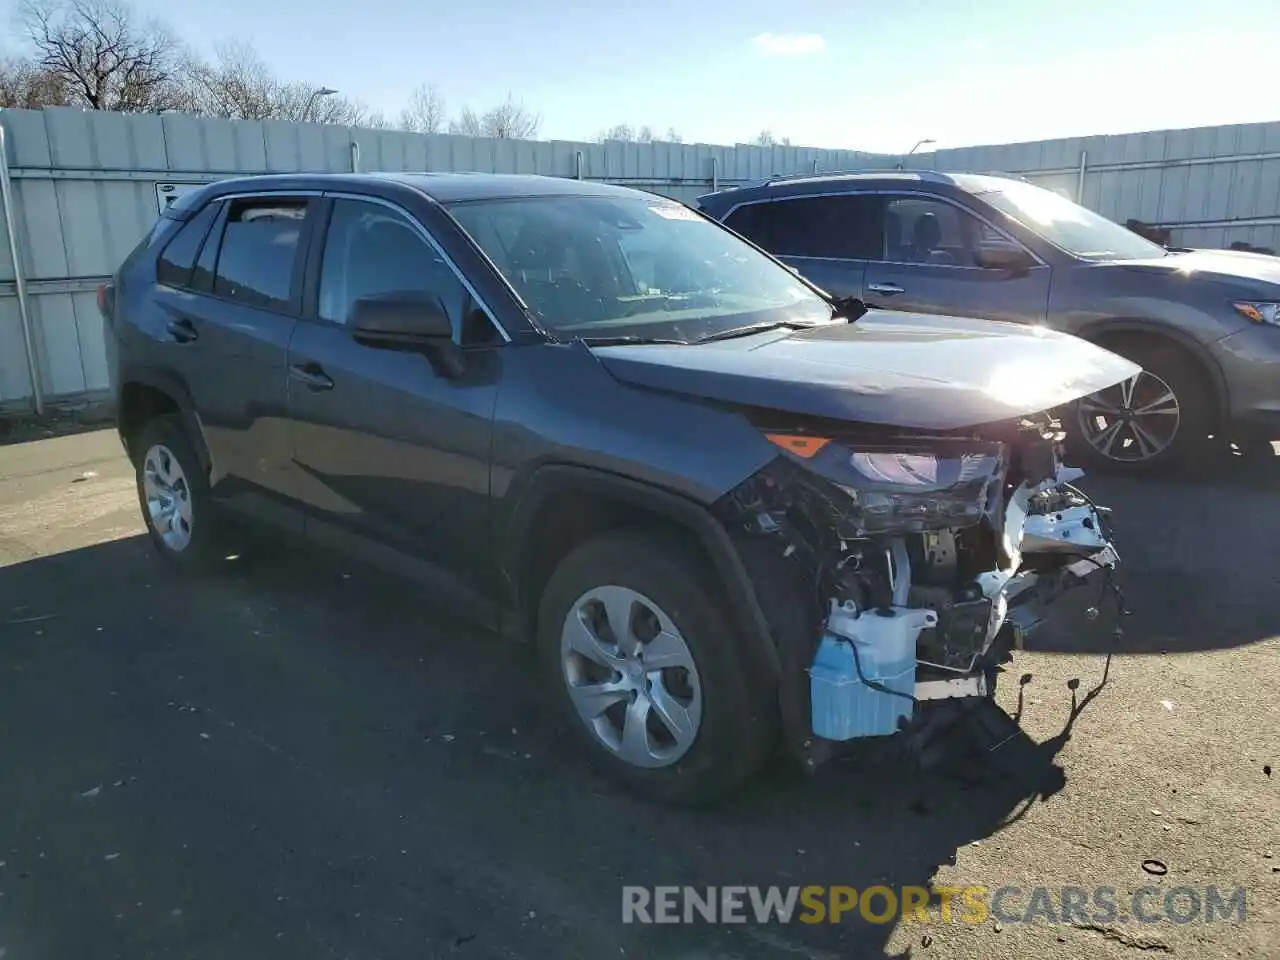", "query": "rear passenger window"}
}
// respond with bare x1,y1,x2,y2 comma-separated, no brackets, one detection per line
211,199,309,309
725,196,882,260
156,203,219,289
